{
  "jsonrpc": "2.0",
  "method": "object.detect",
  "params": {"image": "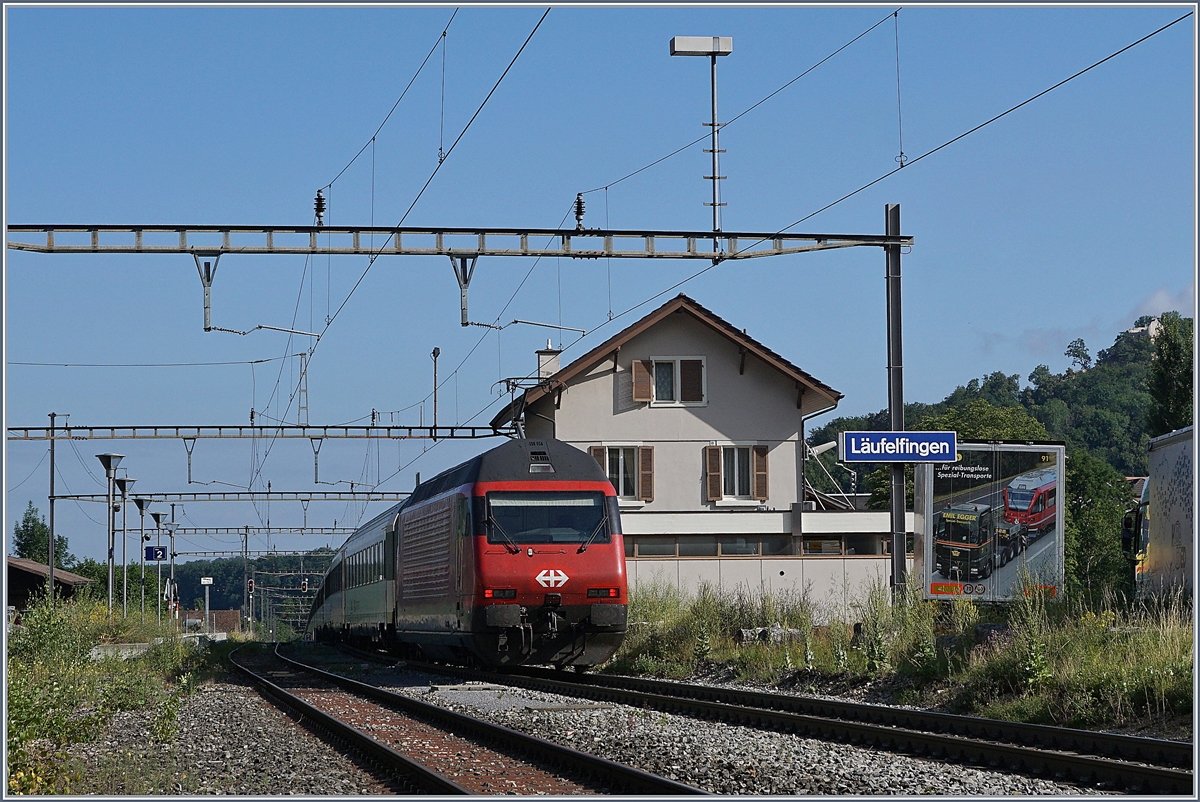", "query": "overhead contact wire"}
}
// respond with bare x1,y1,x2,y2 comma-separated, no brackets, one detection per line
315,8,551,349
576,10,1192,340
